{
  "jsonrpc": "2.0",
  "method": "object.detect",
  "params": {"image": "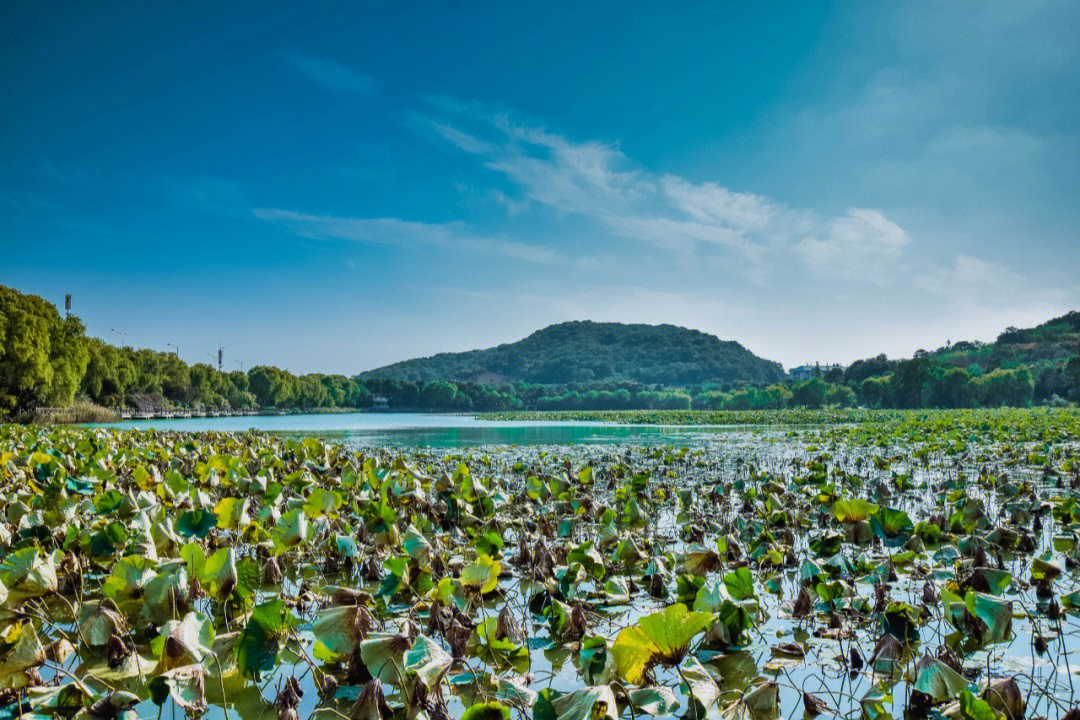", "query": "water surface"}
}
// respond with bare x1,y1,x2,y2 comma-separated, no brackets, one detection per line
94,411,742,447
